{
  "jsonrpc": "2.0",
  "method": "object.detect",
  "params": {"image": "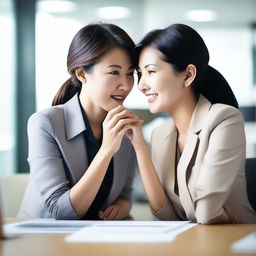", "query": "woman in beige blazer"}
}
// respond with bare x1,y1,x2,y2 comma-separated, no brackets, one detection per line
18,23,141,220
127,24,256,224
